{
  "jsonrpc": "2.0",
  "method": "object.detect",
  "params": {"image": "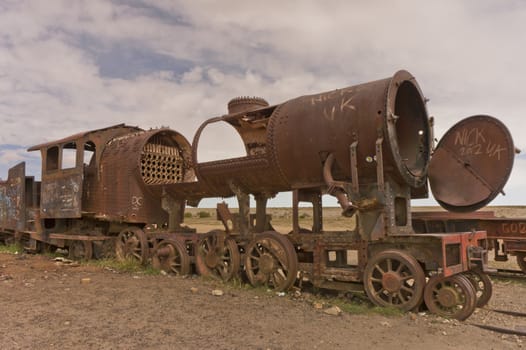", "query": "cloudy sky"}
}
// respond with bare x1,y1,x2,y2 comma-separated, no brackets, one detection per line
1,0,526,208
